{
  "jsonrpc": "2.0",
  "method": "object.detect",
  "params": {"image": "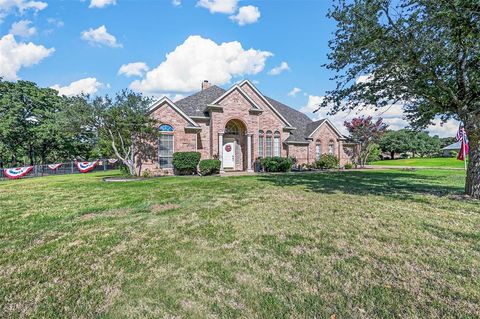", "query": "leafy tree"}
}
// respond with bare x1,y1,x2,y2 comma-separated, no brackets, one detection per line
93,90,158,176
408,131,442,157
321,0,480,197
379,130,411,159
440,136,457,148
344,116,388,167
